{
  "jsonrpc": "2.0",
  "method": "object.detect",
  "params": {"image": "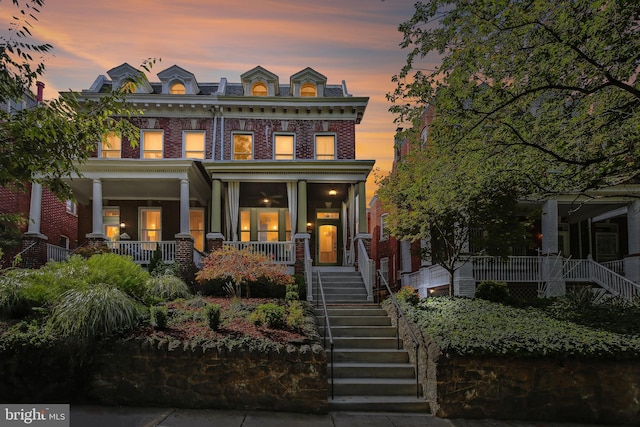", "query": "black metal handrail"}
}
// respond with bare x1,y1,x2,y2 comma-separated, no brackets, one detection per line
378,270,421,399
315,271,335,399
